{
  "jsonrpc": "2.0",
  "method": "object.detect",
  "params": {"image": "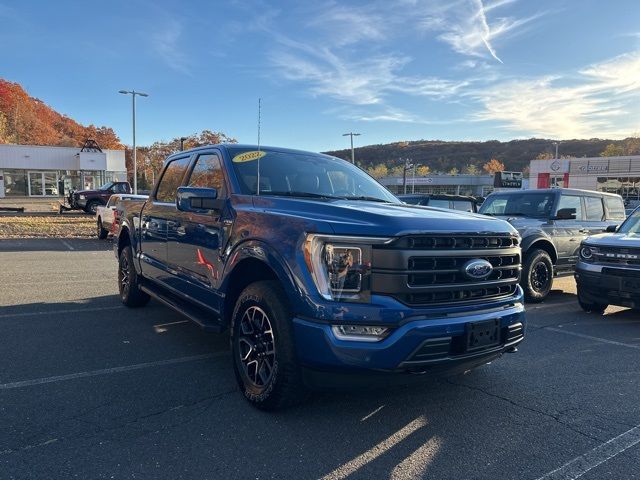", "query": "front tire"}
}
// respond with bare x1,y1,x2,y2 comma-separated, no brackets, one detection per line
522,249,554,302
231,280,308,410
578,290,607,313
118,245,150,307
86,200,100,215
97,218,108,239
